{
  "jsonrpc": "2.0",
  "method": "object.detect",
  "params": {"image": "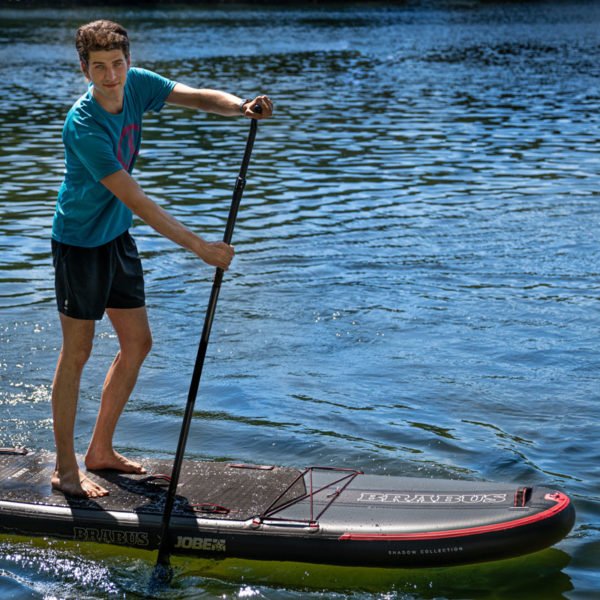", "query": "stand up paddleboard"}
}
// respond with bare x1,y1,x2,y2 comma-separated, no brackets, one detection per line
0,448,574,567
